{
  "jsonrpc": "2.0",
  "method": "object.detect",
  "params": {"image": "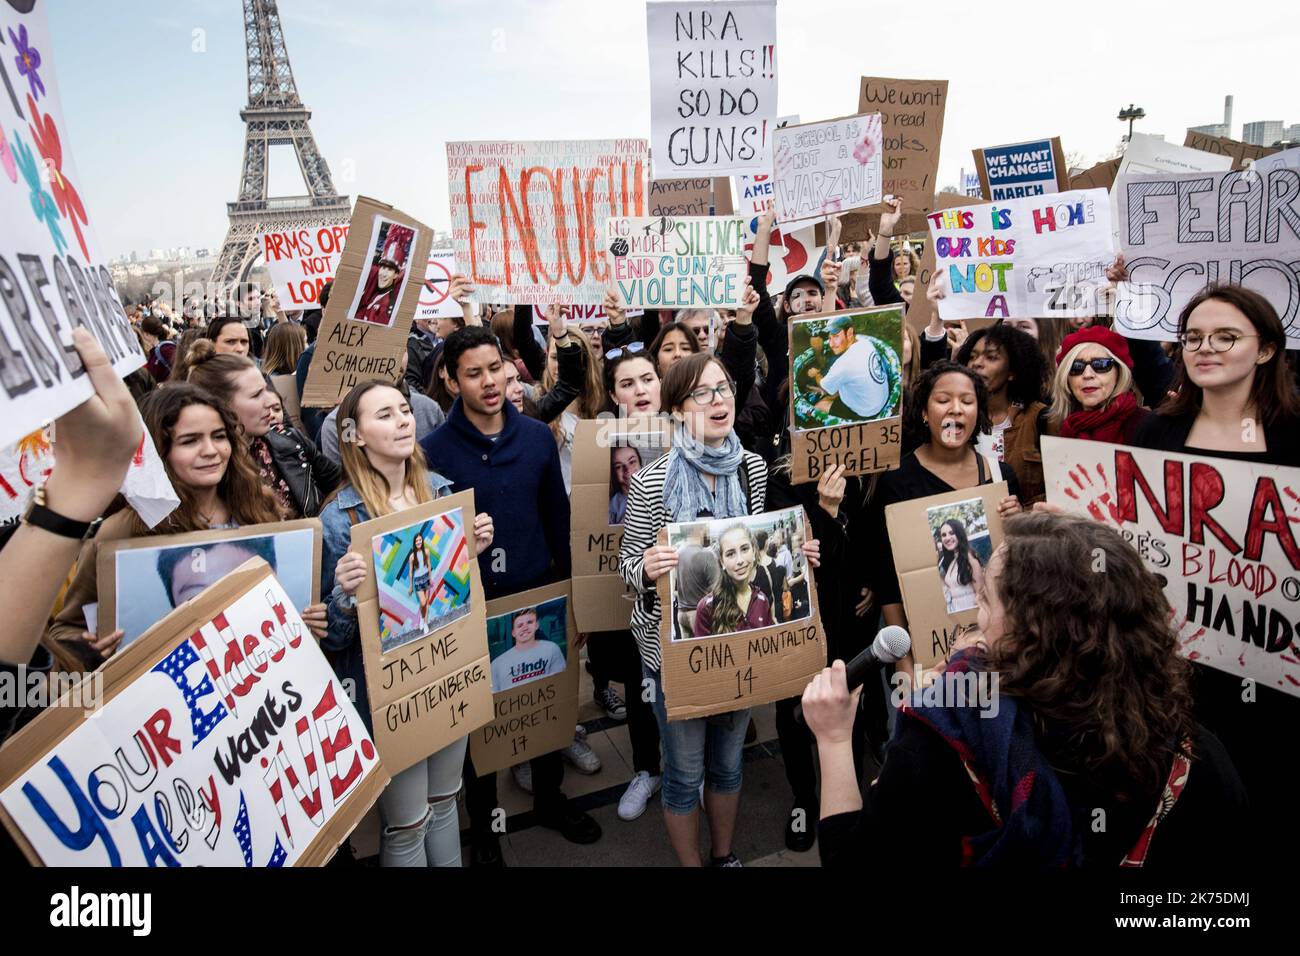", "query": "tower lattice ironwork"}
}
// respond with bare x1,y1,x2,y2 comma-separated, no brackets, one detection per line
210,0,350,293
